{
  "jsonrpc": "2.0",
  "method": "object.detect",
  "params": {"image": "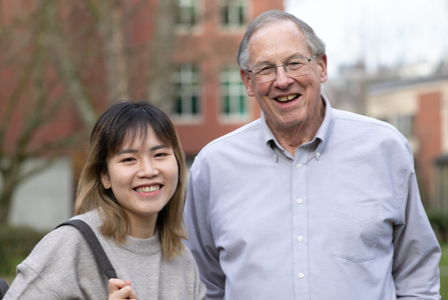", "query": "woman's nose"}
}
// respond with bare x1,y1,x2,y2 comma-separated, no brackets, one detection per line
137,160,159,178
